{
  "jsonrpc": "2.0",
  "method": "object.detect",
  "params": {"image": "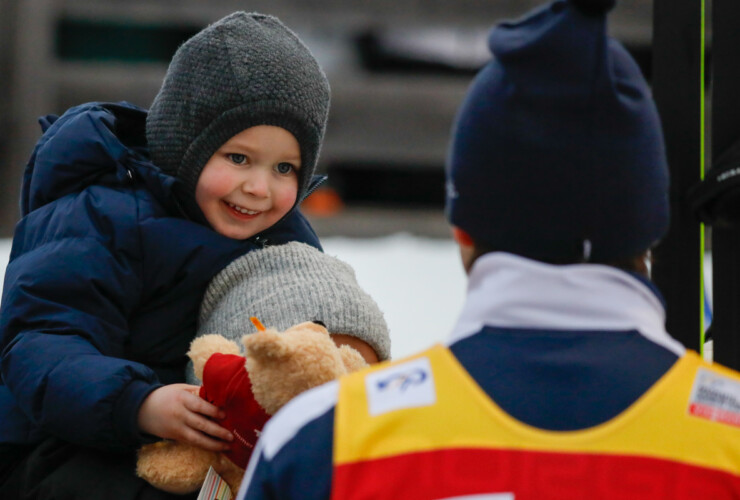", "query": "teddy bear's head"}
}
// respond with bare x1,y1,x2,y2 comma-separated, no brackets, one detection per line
243,321,366,414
